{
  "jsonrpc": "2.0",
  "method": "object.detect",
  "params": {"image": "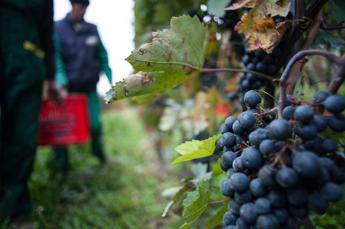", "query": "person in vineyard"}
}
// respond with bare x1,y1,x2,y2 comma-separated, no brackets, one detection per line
0,0,61,225
53,0,112,171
